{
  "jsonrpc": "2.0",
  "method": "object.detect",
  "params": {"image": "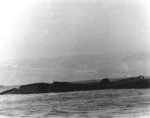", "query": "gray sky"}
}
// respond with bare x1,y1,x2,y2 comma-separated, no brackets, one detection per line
0,0,149,59
0,0,150,85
